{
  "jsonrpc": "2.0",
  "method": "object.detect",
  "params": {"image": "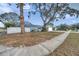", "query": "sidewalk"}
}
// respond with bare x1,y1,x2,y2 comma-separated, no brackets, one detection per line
0,31,71,56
